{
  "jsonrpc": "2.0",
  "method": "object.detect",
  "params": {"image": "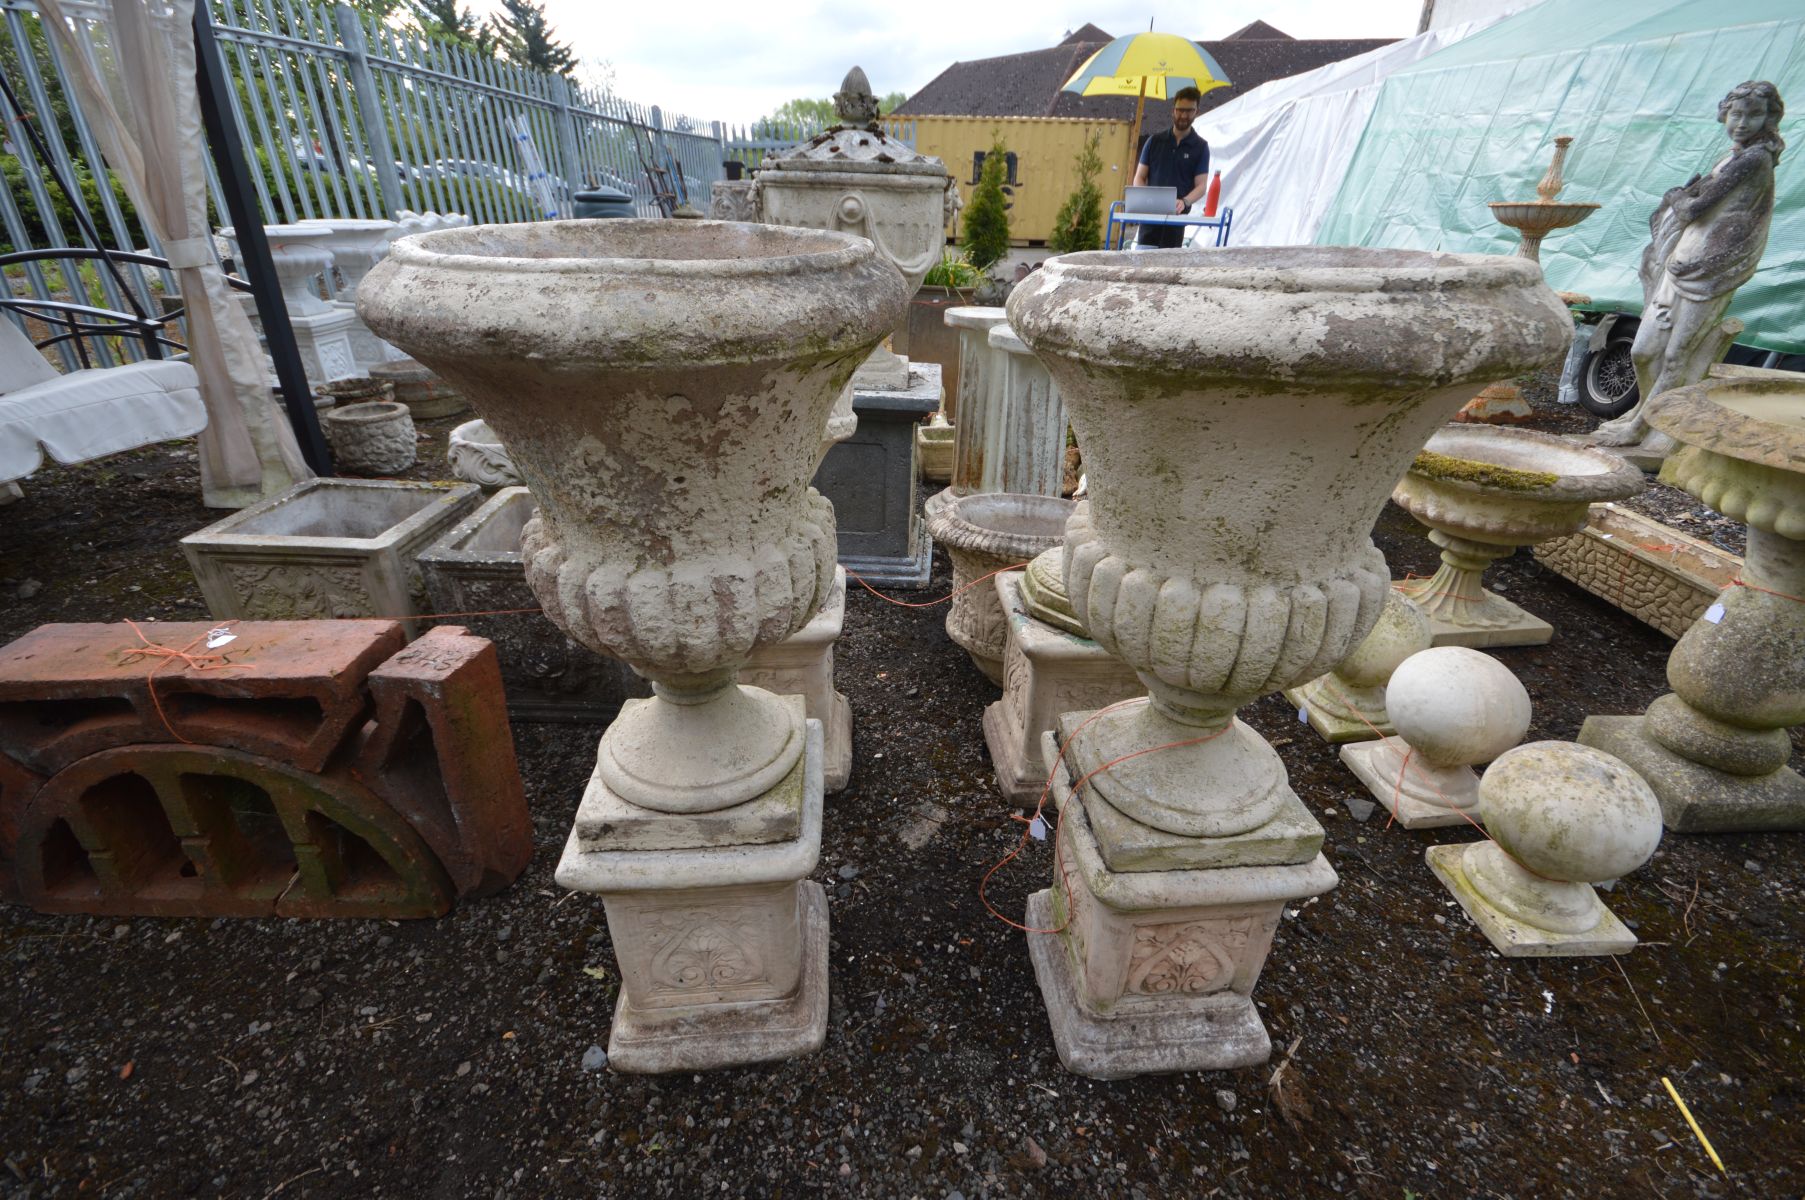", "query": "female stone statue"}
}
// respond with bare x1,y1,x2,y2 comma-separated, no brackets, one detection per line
1594,80,1783,449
